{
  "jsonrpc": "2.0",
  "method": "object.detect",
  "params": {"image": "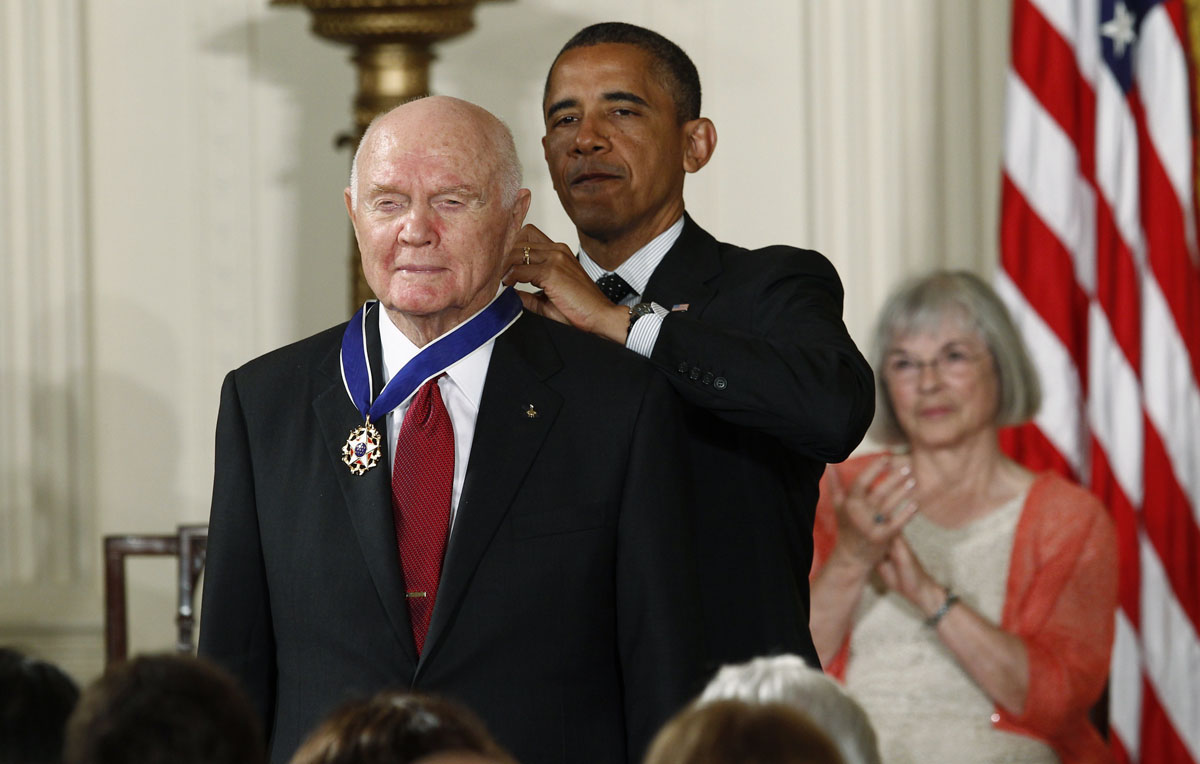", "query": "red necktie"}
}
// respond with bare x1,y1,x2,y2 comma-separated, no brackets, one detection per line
392,377,454,655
